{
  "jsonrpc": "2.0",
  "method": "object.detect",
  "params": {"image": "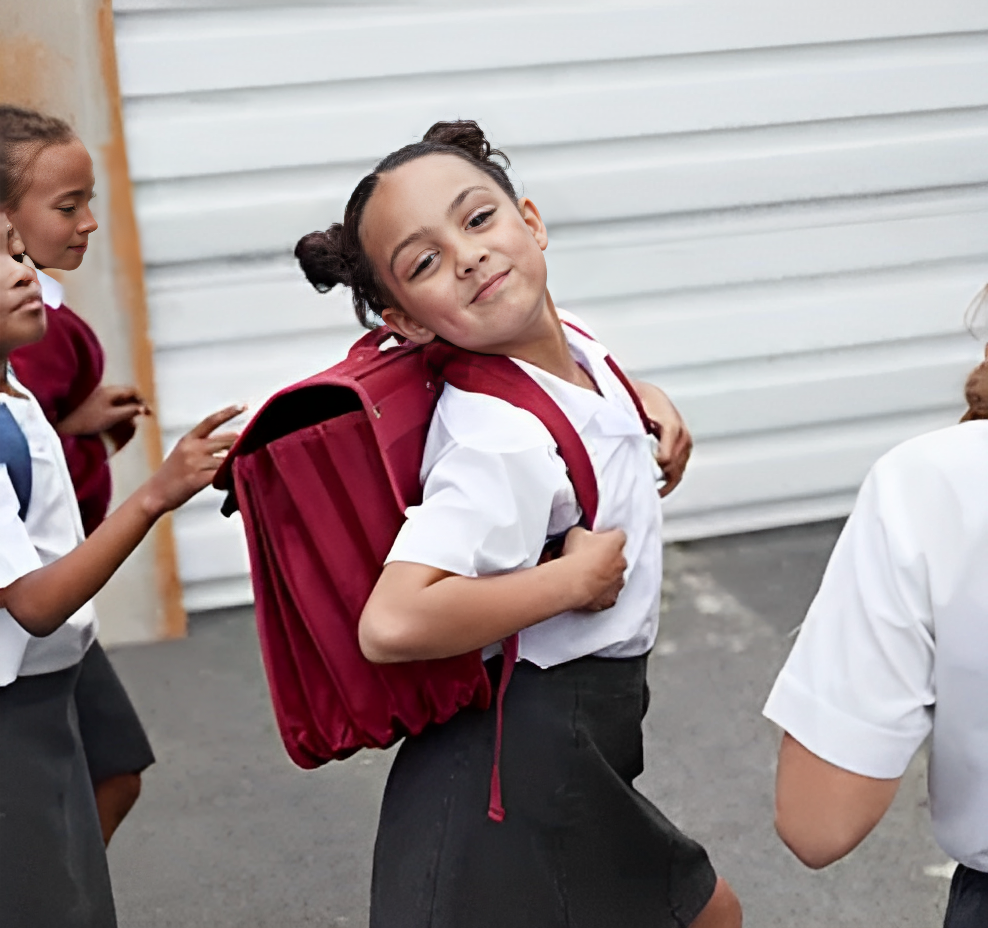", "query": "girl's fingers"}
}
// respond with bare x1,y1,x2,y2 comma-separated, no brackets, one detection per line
199,435,238,455
105,403,146,426
189,405,246,439
106,384,145,405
